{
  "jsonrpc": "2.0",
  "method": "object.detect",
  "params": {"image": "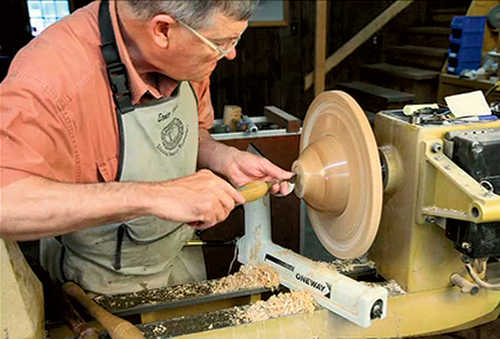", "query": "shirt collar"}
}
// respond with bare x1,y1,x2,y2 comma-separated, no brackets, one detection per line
109,0,178,104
